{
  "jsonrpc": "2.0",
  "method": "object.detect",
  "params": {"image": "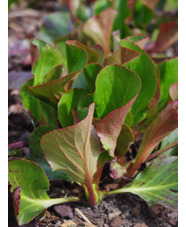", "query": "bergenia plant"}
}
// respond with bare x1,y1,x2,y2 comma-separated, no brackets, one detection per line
8,32,178,225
